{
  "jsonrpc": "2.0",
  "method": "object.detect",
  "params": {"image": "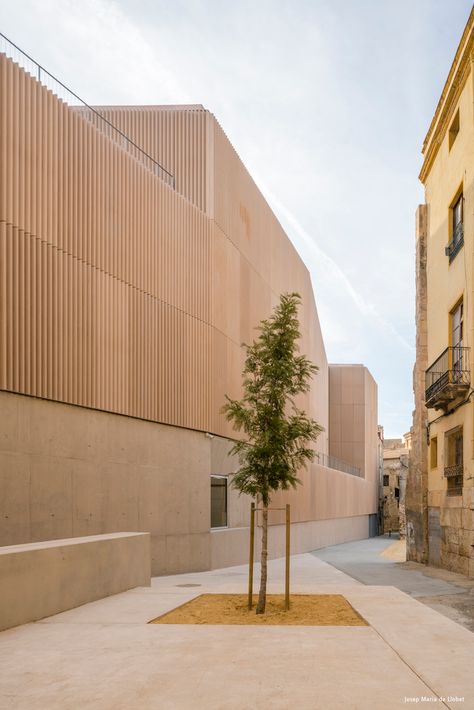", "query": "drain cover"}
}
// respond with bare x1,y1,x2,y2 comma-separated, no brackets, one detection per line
175,583,202,588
